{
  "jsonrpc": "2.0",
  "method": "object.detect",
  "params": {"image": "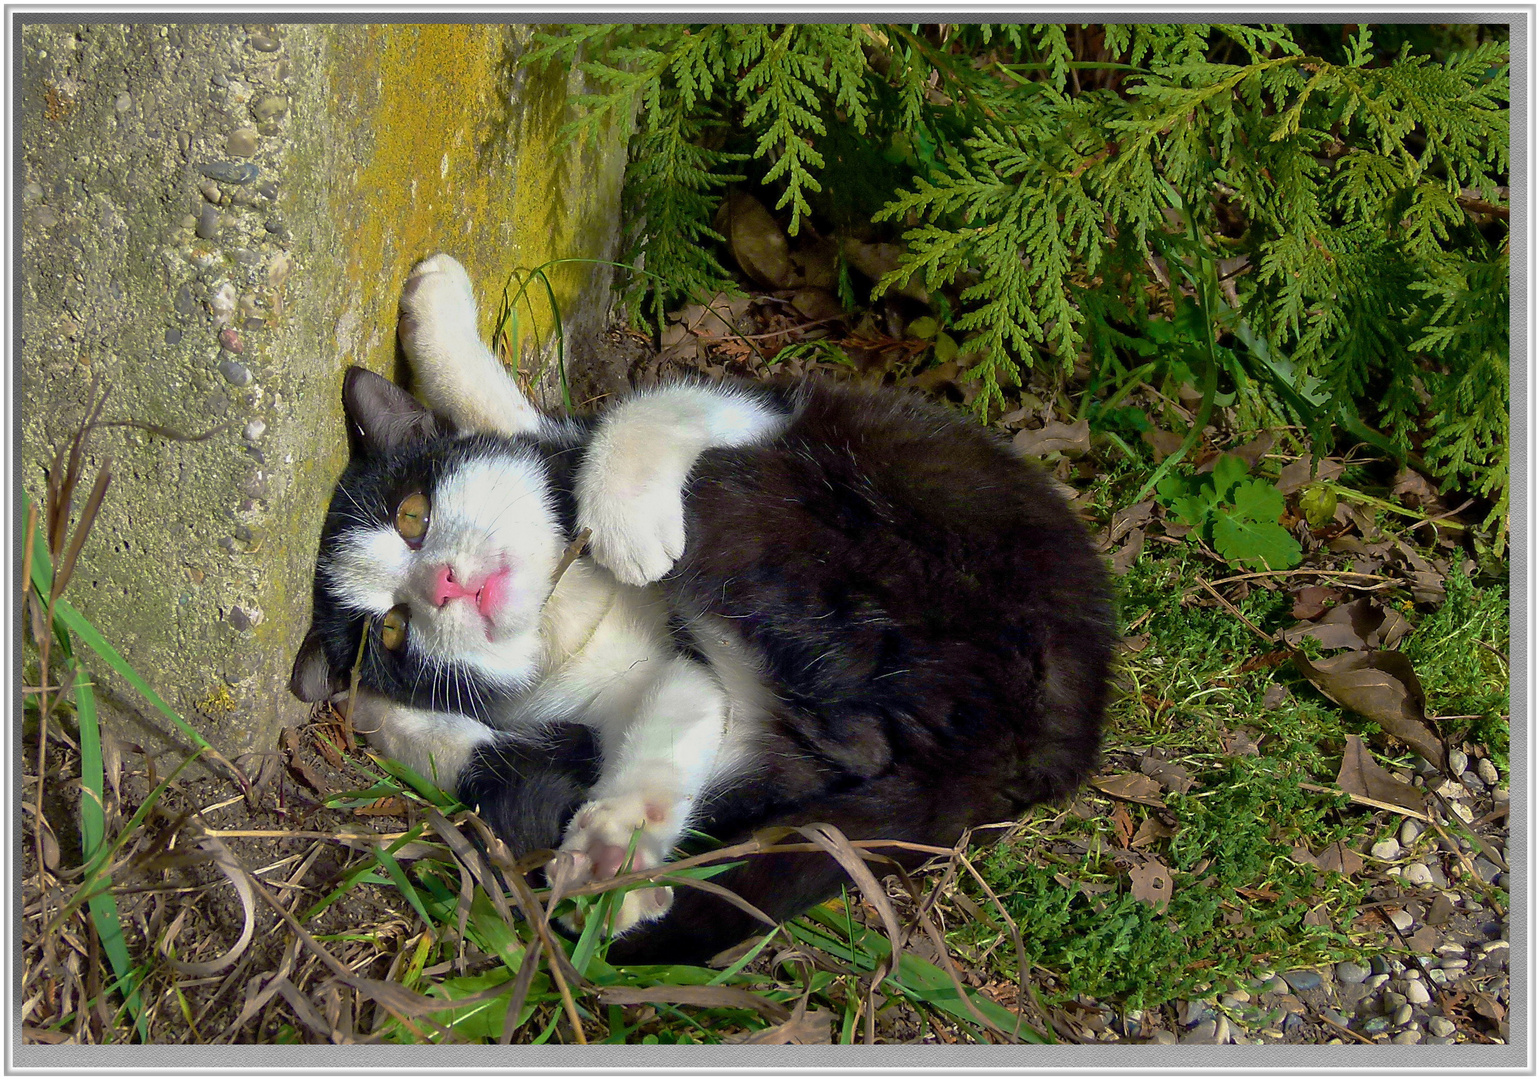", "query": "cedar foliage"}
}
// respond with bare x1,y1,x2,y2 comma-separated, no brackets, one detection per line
524,23,1510,525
